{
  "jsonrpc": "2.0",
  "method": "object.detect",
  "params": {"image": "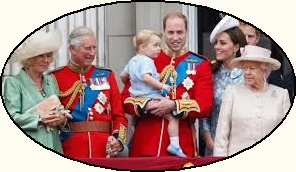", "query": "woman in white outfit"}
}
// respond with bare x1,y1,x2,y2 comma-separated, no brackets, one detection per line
213,45,291,156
